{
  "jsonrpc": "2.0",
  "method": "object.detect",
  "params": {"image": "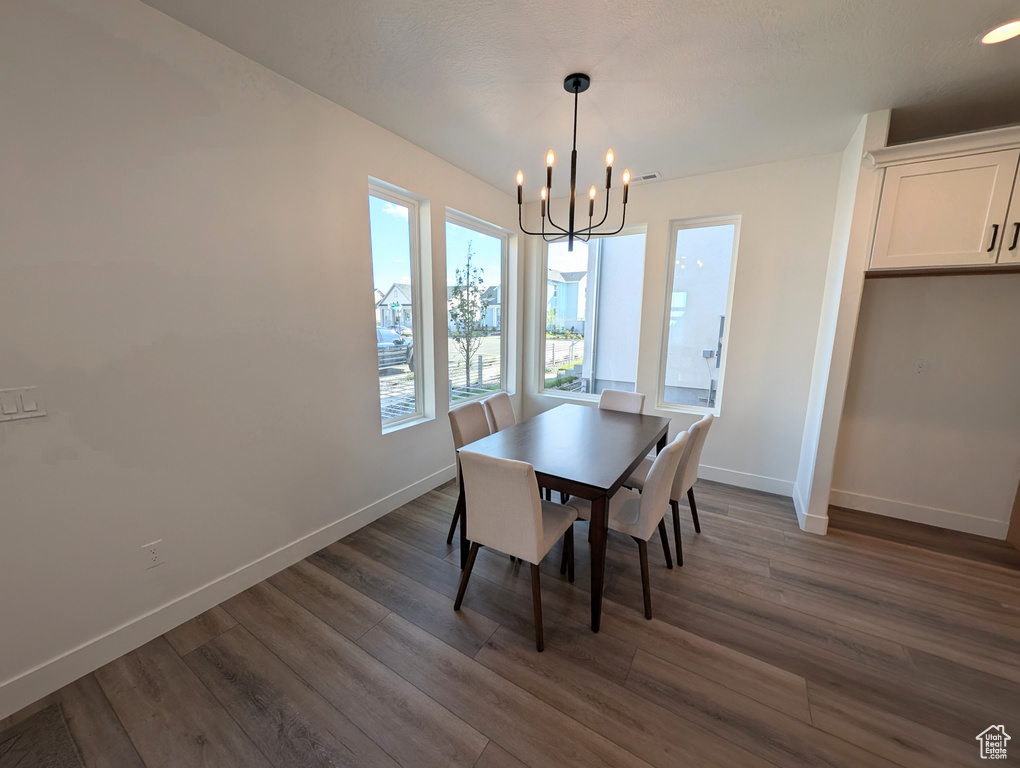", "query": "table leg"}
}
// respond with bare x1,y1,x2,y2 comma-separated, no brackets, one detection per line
458,471,469,569
656,432,668,453
589,493,609,632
